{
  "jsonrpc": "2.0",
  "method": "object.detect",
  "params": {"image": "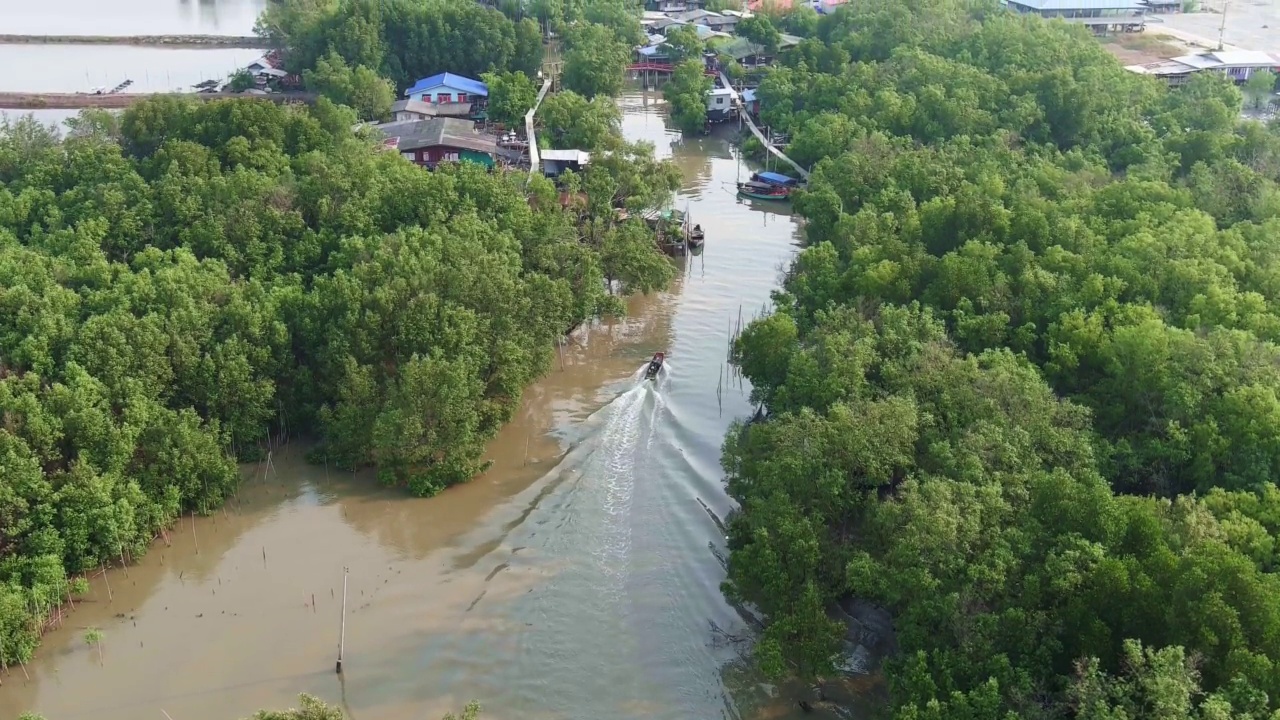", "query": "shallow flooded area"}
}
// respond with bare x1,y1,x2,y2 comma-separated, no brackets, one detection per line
0,45,260,93
0,93,848,720
0,0,269,97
